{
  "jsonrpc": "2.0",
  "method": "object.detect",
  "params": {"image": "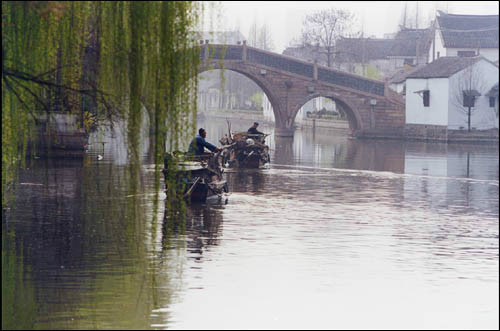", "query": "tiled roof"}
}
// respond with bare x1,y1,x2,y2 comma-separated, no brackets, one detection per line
389,28,432,57
282,45,322,62
335,38,394,62
406,56,484,79
437,11,499,48
387,64,426,84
